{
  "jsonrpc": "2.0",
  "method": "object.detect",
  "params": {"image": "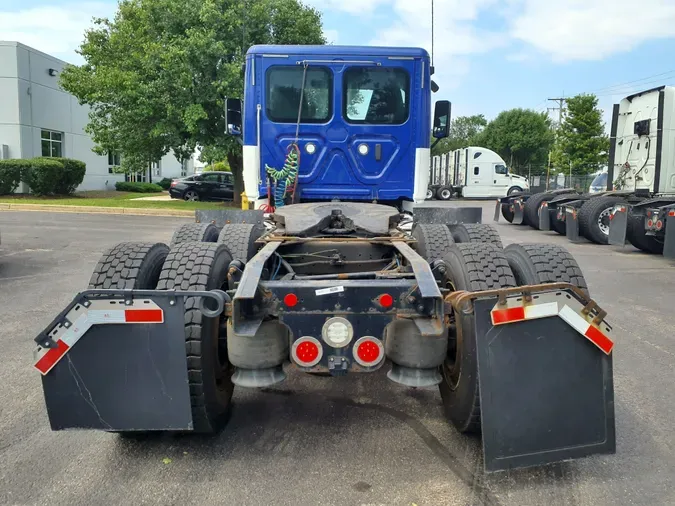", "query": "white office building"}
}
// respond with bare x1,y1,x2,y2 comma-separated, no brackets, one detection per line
0,41,193,191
